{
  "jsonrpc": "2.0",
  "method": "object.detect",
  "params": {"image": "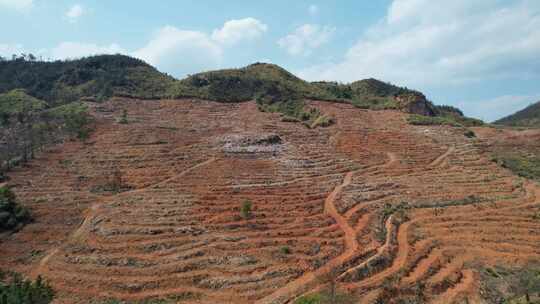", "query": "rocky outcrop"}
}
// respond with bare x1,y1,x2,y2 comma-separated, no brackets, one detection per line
395,93,437,116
